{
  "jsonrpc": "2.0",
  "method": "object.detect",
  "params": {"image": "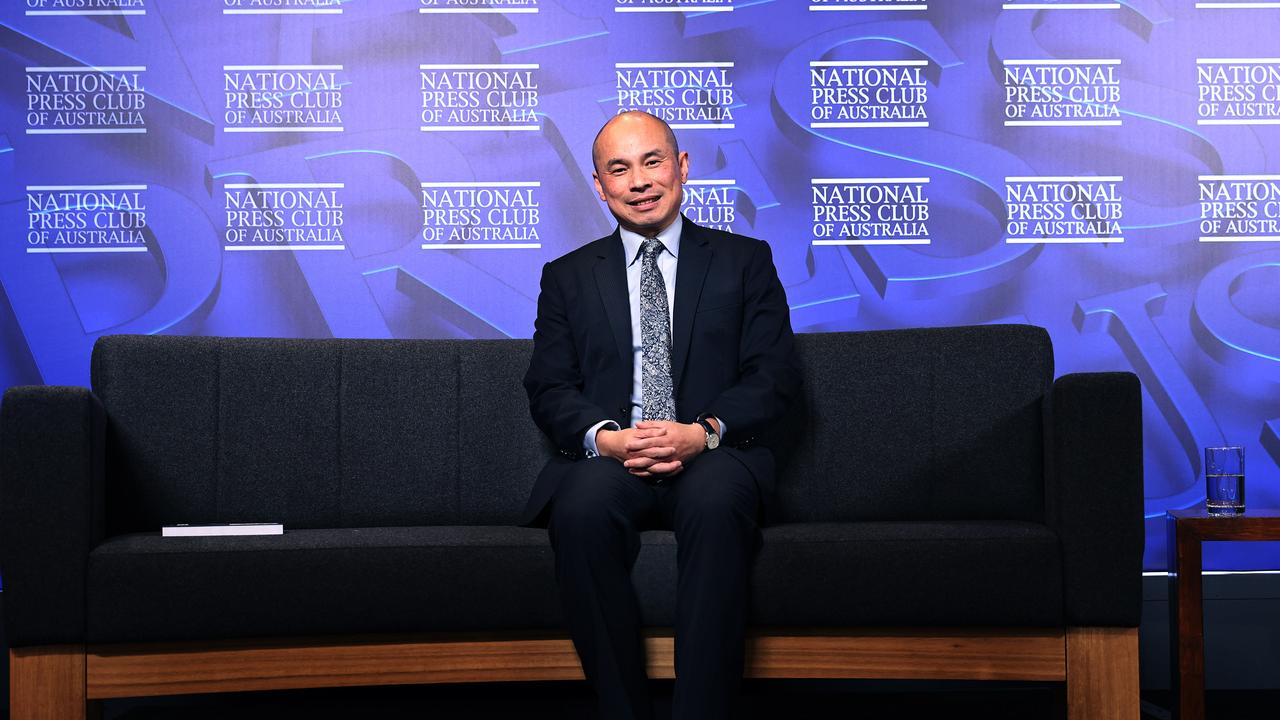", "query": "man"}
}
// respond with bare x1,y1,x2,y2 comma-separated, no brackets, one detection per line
522,111,800,719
